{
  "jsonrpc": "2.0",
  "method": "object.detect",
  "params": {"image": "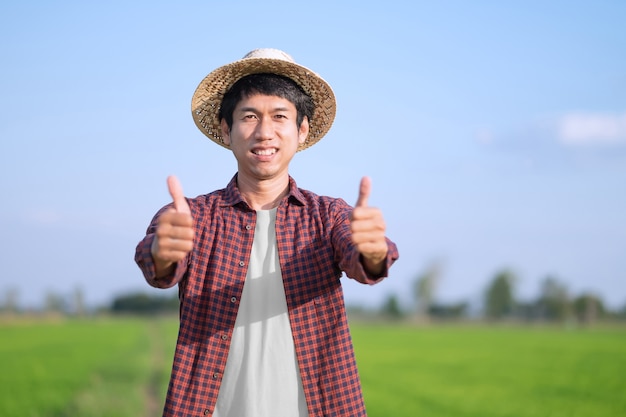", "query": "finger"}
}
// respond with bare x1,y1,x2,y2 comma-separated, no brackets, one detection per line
167,175,191,214
160,210,194,229
355,176,371,208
